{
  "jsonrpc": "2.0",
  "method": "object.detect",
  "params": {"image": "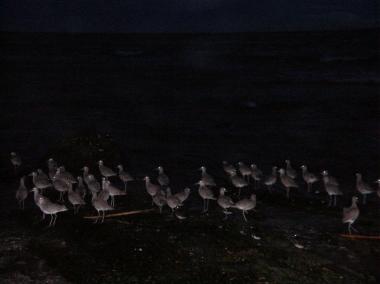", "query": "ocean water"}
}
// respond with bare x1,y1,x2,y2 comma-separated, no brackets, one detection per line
0,30,379,182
